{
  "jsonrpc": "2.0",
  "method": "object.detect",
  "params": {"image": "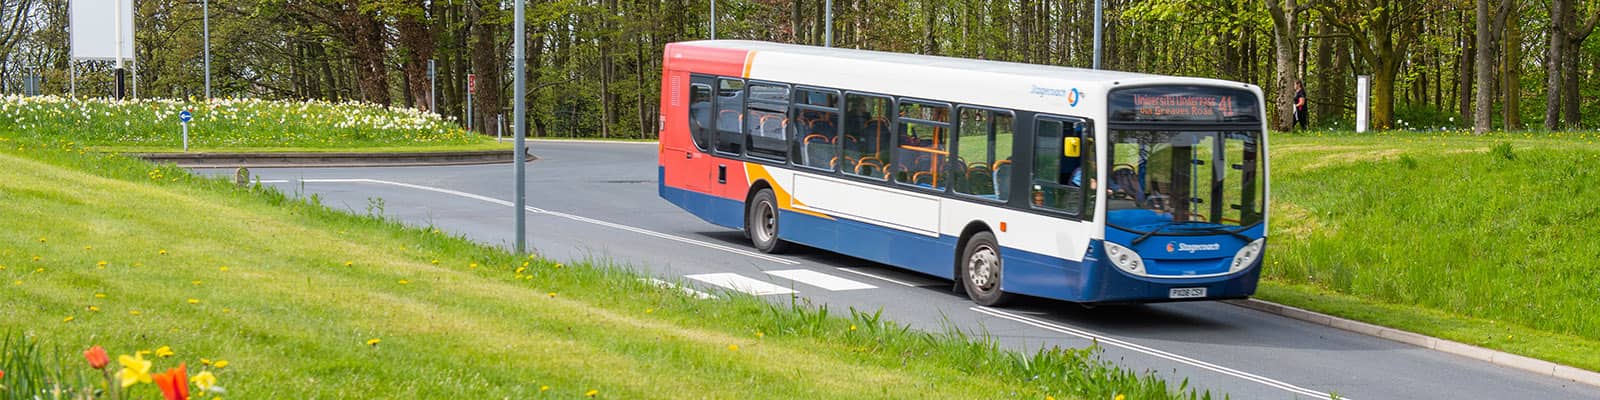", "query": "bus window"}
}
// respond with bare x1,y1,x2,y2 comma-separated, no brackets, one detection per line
1032,118,1087,216
893,101,949,189
954,108,1013,199
714,78,745,155
746,83,791,161
842,94,893,179
790,88,841,170
688,84,713,152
